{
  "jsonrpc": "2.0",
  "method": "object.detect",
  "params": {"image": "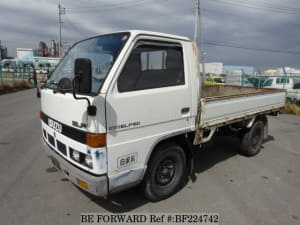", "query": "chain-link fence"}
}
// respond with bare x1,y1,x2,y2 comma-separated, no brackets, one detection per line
0,67,33,84
0,65,49,88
